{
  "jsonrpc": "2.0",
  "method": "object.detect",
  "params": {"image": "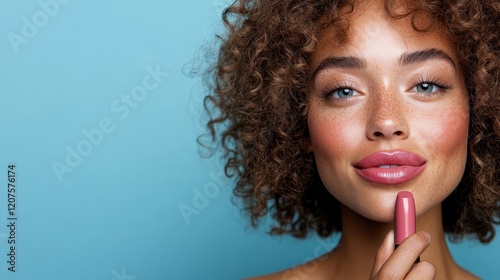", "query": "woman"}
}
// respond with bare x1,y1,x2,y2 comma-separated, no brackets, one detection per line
201,0,500,278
